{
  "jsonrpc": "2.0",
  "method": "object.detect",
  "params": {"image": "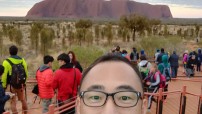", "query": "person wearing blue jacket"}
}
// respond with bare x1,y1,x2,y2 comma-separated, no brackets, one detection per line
0,65,14,114
169,51,179,78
